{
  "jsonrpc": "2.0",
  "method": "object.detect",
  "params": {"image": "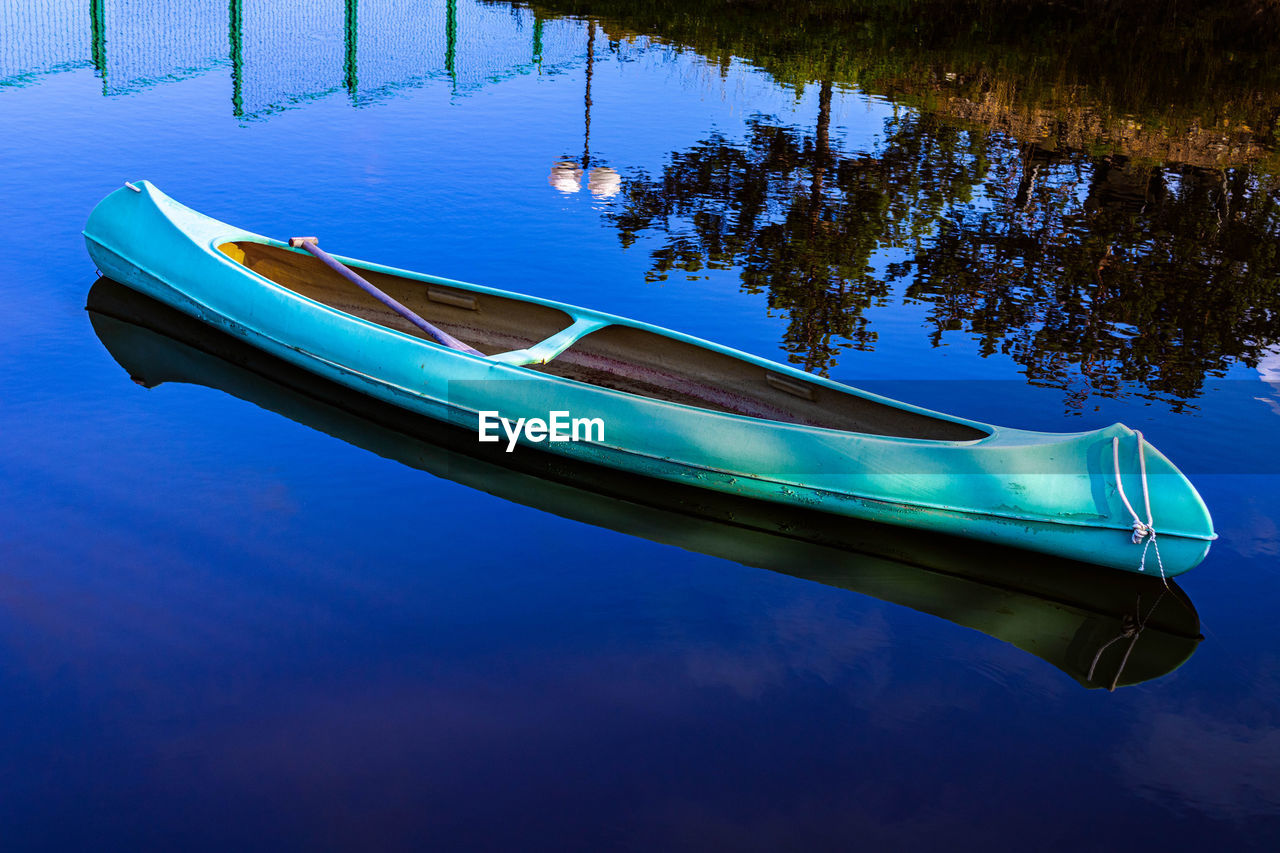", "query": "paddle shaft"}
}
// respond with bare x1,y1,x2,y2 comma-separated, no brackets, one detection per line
290,237,483,356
